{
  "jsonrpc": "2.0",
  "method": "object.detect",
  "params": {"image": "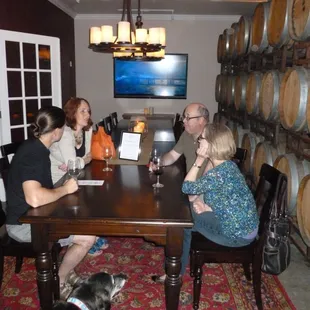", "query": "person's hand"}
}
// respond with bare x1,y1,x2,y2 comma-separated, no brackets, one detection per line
193,198,212,214
84,152,92,165
58,163,67,172
196,140,209,160
63,178,78,194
